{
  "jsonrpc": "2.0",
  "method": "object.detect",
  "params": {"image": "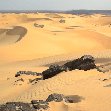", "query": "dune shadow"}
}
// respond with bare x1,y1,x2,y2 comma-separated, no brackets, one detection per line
63,95,84,103
66,27,75,29
70,26,82,28
27,18,52,22
6,26,27,42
